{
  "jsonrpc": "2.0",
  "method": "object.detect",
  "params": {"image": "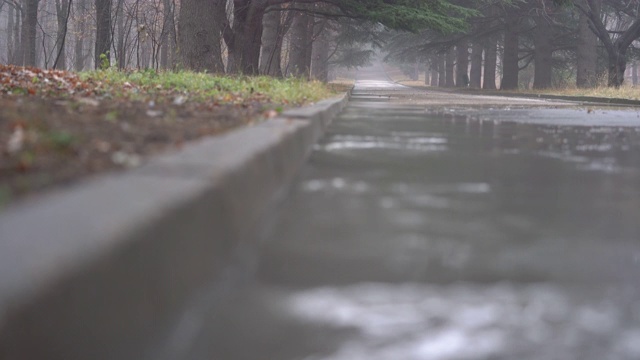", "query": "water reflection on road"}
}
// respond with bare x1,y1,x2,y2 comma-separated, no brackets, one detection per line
188,77,640,360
